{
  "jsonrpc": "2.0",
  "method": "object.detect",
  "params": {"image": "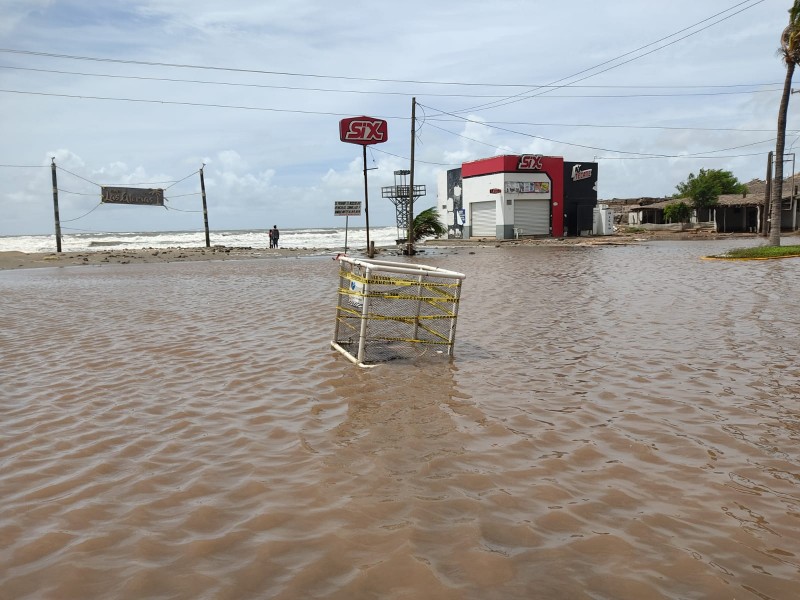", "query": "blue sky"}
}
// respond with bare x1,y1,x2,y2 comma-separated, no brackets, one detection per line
0,0,795,235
